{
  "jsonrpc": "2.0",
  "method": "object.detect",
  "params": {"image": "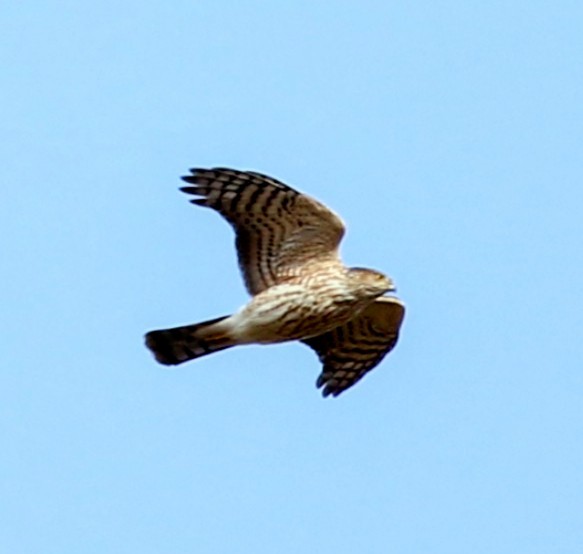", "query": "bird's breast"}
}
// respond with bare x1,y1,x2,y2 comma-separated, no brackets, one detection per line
230,280,369,344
